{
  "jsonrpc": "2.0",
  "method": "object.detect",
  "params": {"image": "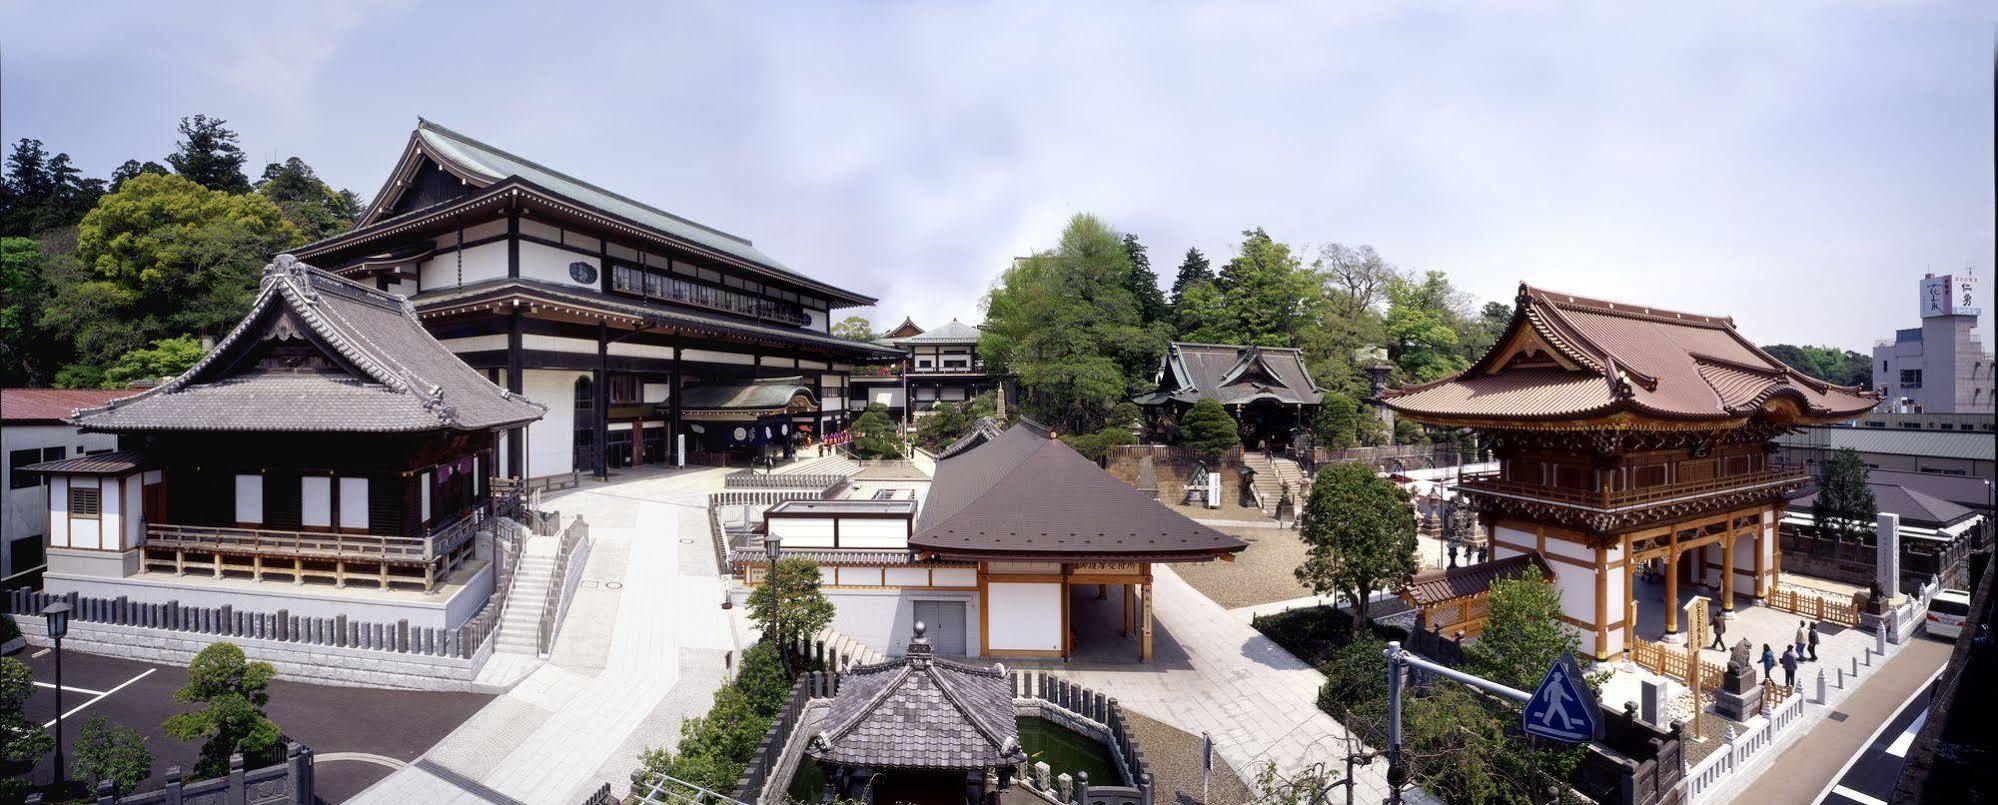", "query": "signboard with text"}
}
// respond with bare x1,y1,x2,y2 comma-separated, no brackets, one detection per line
1921,273,1982,318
